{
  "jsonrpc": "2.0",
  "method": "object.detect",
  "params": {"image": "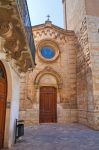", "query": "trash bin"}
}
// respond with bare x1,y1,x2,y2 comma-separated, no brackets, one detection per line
17,122,24,137
15,119,24,143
